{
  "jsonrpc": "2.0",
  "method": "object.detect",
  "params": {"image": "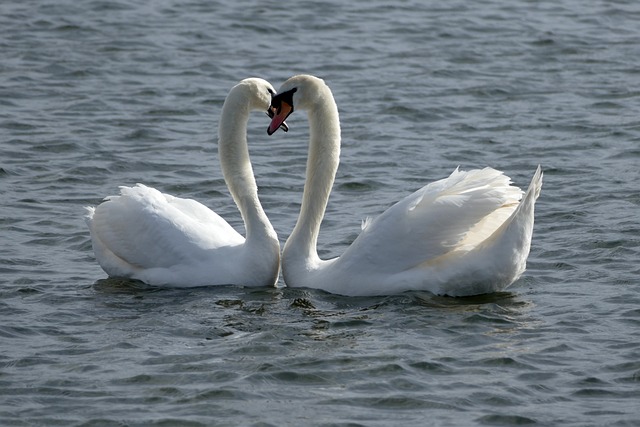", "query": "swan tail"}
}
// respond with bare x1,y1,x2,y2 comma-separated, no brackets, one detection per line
500,165,542,232
497,166,541,246
527,164,543,202
482,166,542,288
